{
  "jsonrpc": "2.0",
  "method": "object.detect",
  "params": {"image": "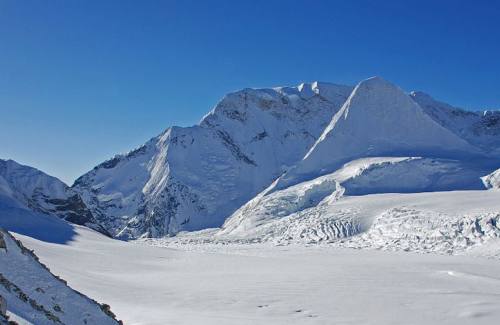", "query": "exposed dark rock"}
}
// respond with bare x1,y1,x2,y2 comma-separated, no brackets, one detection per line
0,229,122,324
216,130,257,166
